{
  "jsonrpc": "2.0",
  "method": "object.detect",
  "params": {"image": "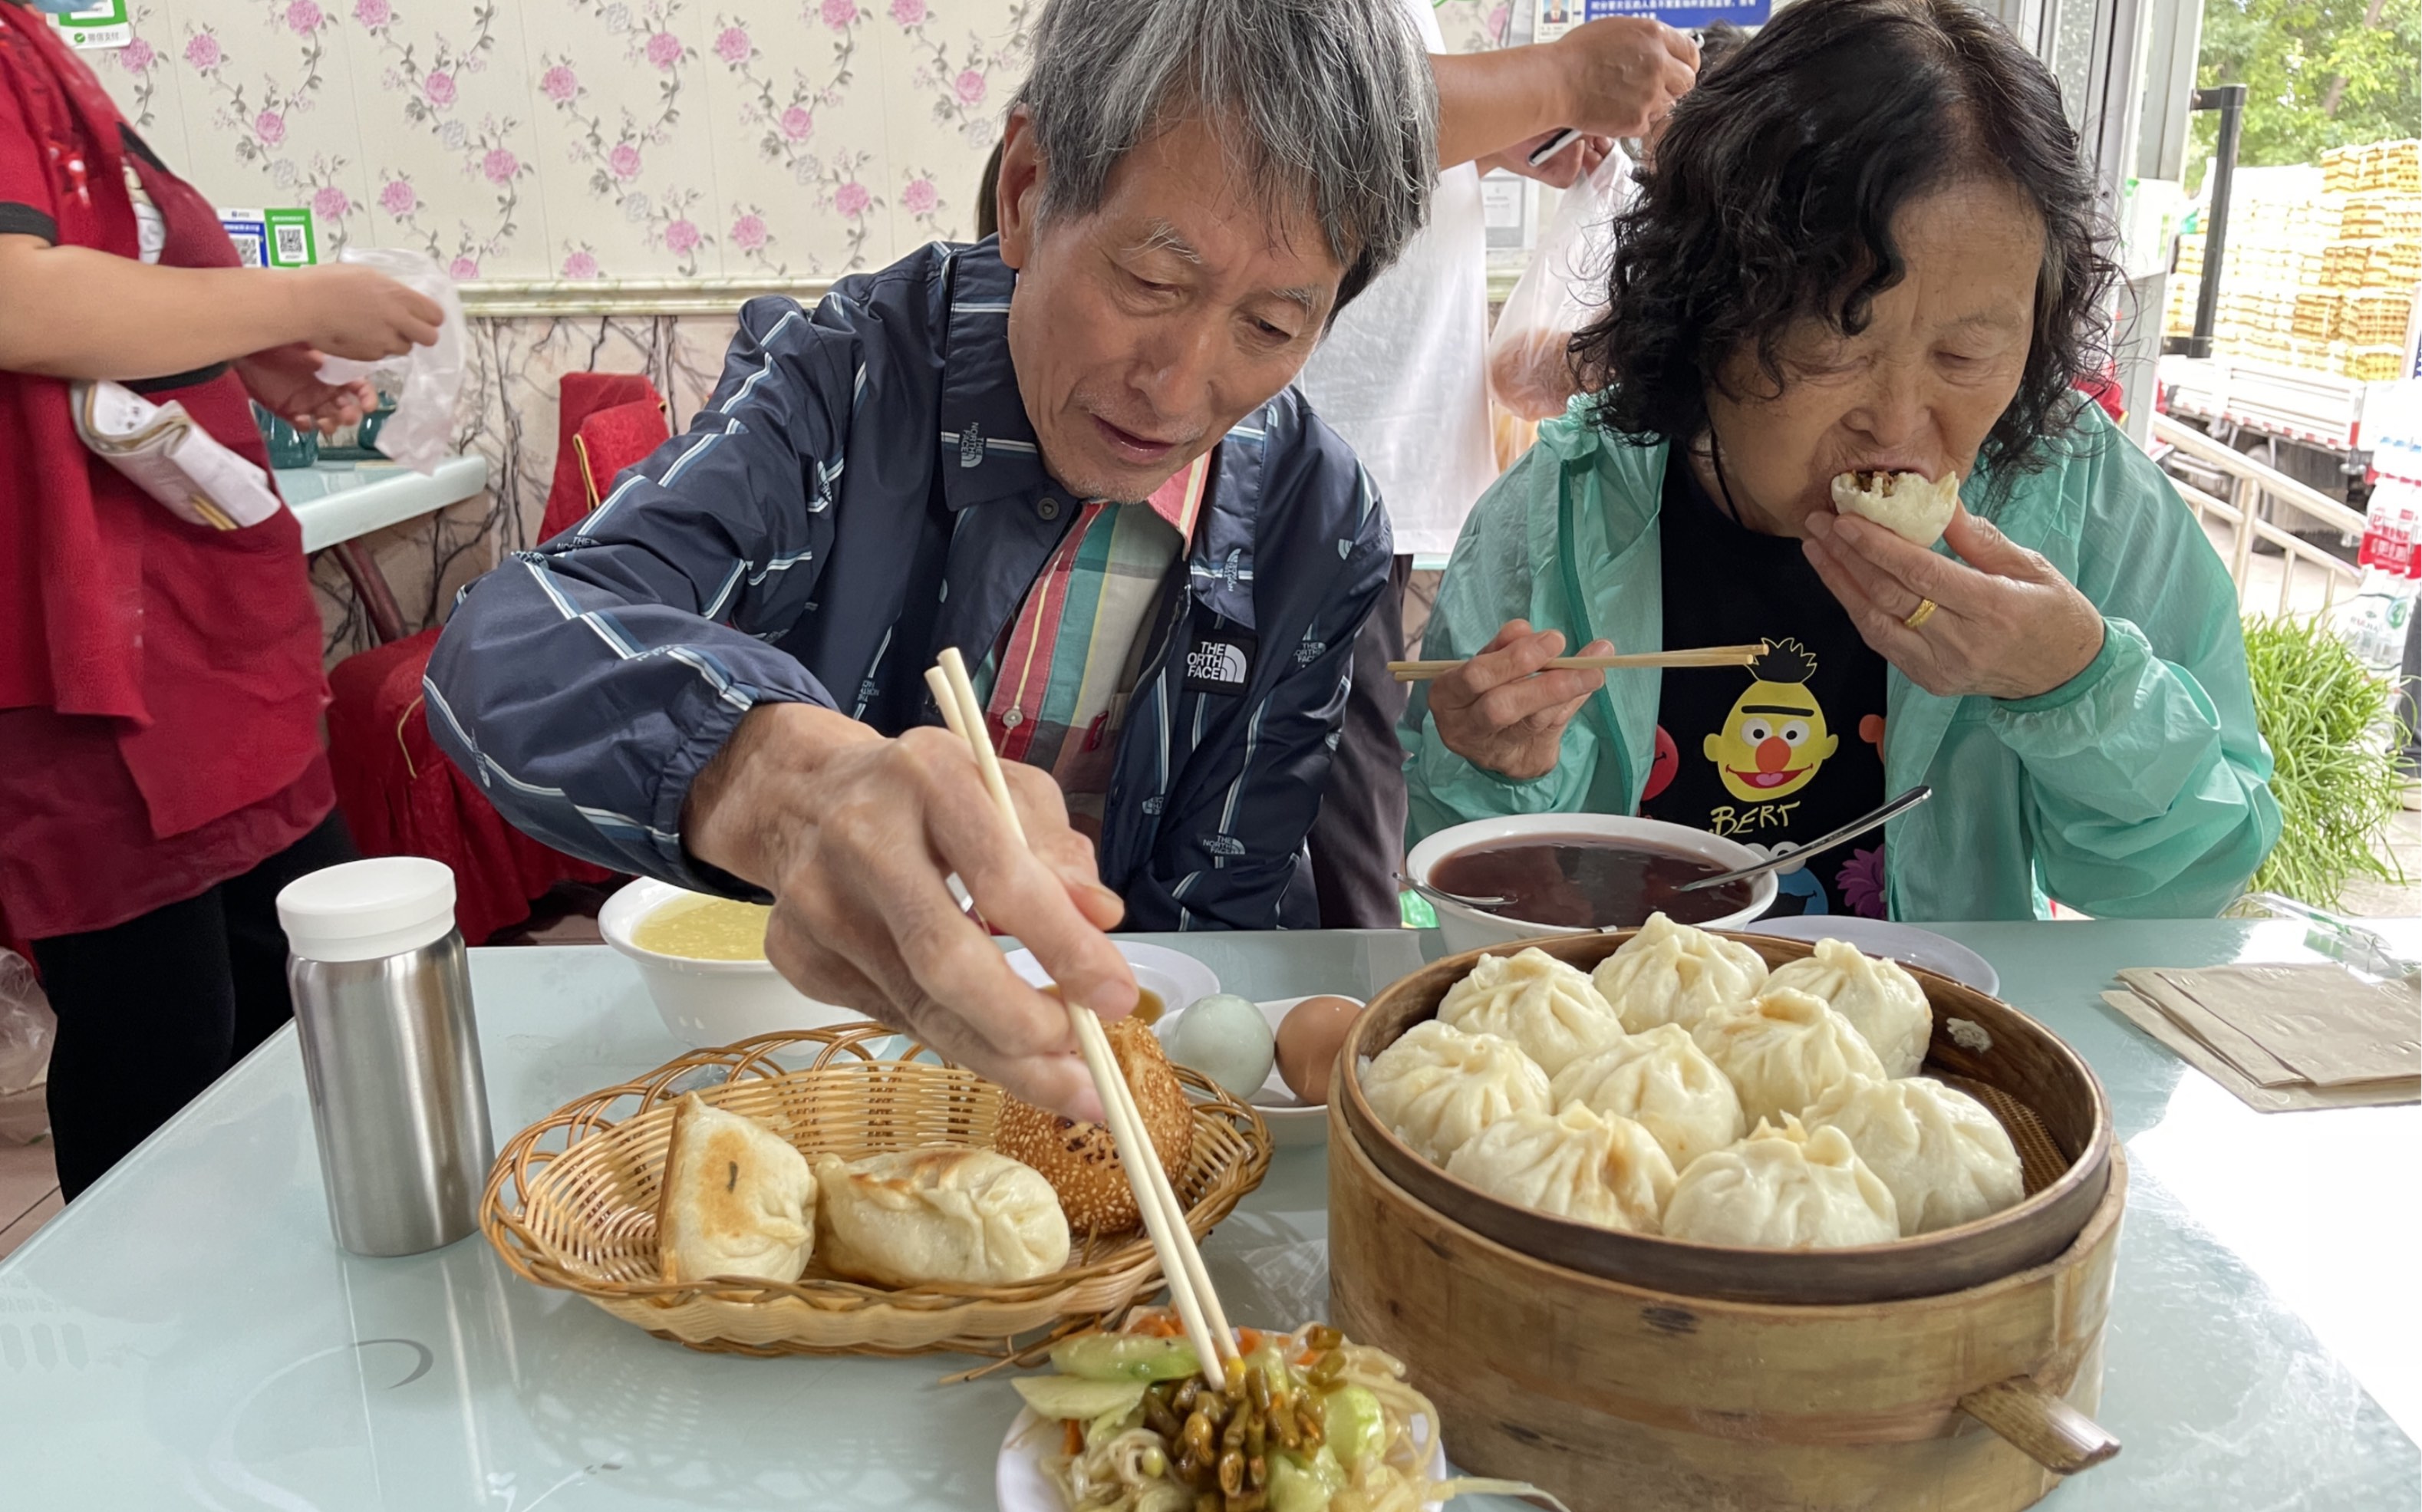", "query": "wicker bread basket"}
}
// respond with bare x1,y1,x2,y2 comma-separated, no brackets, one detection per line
481,1024,1272,1358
